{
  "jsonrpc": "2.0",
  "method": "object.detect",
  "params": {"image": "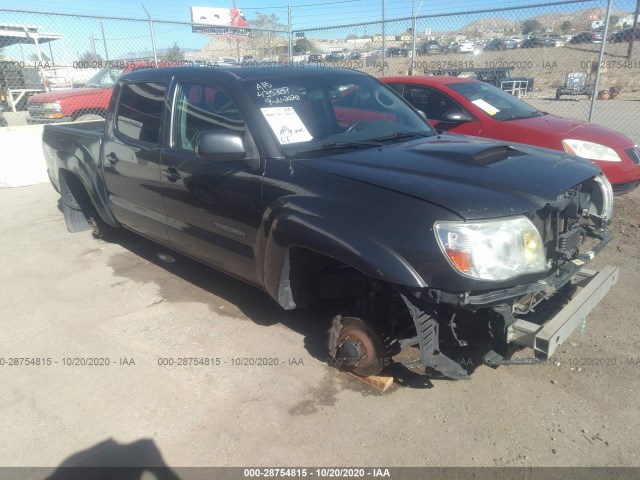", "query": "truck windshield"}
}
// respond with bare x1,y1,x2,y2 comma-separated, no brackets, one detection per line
85,67,125,88
245,74,434,156
447,81,545,121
